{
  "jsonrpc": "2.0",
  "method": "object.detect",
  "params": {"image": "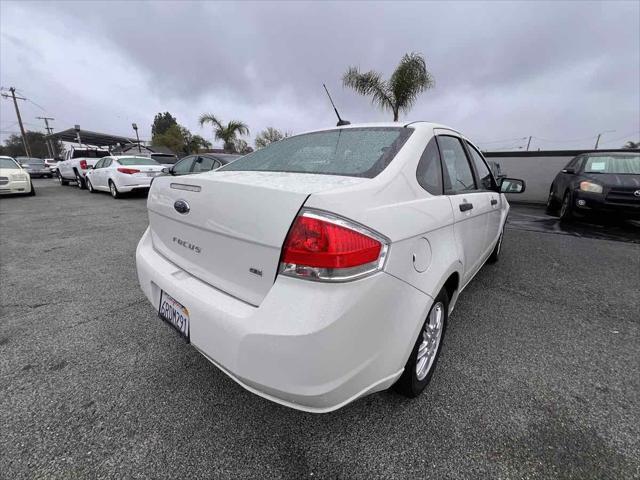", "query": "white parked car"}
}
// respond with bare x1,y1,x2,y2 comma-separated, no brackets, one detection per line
0,156,34,196
135,122,525,412
85,155,164,198
44,158,60,173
